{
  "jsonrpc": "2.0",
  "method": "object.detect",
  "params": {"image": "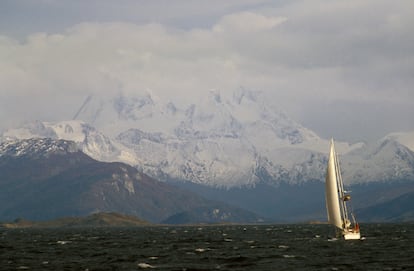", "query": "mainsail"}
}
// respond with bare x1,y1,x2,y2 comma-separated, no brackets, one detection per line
325,139,361,240
325,141,343,229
